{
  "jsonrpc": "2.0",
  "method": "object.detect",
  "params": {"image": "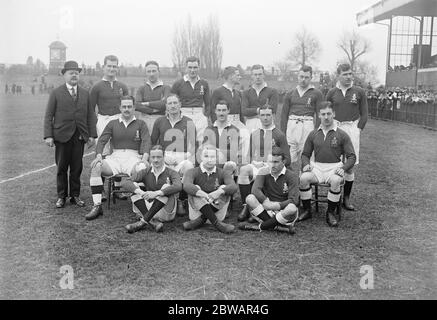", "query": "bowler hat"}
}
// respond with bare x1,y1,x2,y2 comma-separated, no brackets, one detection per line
61,60,82,74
